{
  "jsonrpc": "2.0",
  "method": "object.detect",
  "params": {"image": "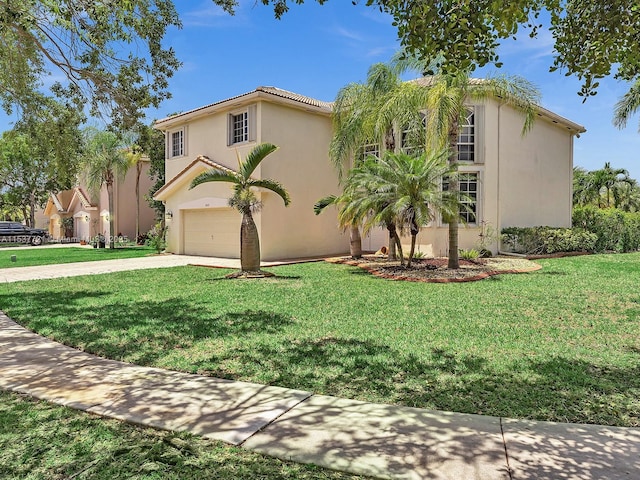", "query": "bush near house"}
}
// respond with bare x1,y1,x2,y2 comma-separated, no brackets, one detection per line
501,226,597,255
573,205,640,253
